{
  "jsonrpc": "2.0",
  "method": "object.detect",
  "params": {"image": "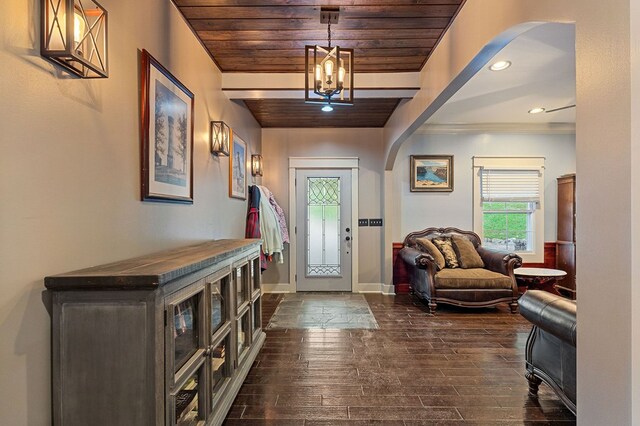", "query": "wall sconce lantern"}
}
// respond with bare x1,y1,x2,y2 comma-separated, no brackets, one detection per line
41,0,108,78
210,121,231,156
304,7,354,110
251,155,263,177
